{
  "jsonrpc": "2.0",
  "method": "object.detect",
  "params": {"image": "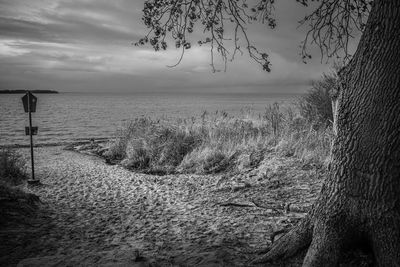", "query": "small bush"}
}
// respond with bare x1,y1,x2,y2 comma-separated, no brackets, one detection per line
0,149,28,185
297,72,338,128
